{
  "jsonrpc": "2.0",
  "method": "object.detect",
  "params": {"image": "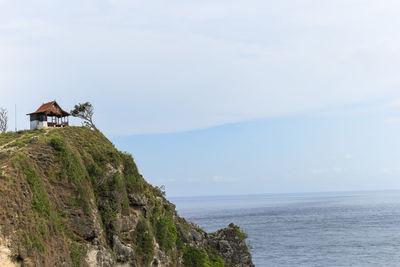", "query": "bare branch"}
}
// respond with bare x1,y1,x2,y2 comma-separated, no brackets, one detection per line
0,108,8,133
